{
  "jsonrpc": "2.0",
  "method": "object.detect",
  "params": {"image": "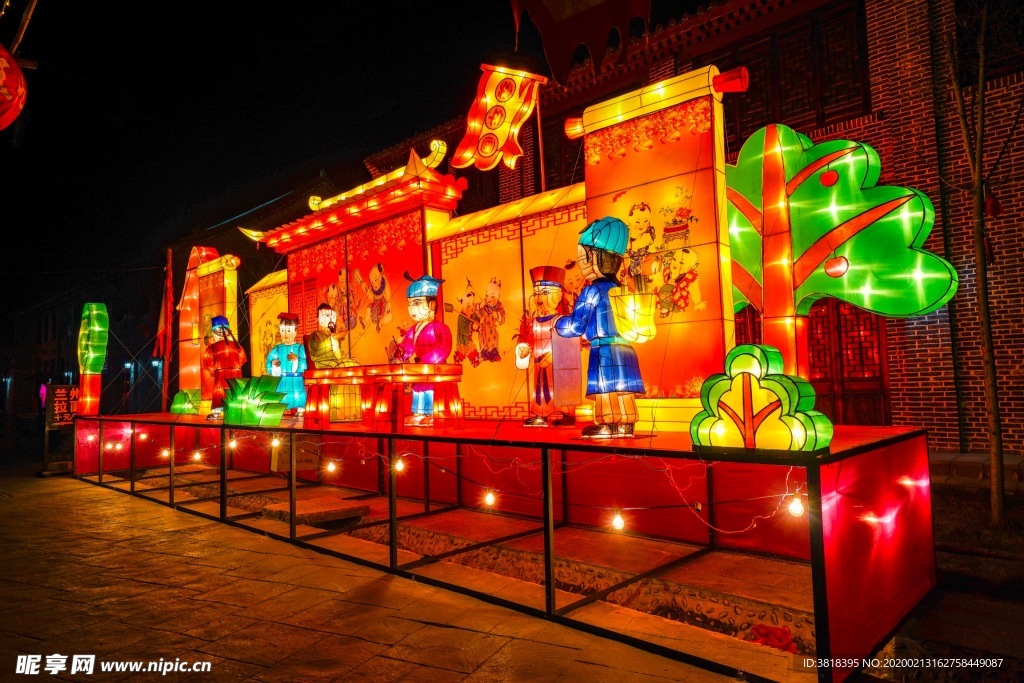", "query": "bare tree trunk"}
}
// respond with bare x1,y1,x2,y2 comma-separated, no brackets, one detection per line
946,5,1005,526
